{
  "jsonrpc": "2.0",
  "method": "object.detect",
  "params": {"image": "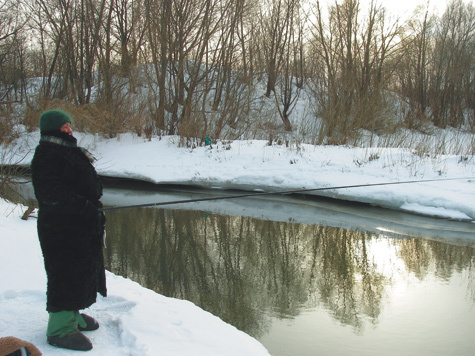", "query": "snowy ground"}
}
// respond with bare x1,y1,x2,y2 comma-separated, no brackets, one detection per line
0,201,270,355
5,130,475,221
1,129,474,355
